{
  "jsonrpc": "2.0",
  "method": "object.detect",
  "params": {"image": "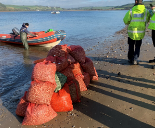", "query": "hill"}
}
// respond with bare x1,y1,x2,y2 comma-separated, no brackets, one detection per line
1,1,155,12
0,3,63,11
0,3,6,11
114,1,155,10
5,5,64,11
